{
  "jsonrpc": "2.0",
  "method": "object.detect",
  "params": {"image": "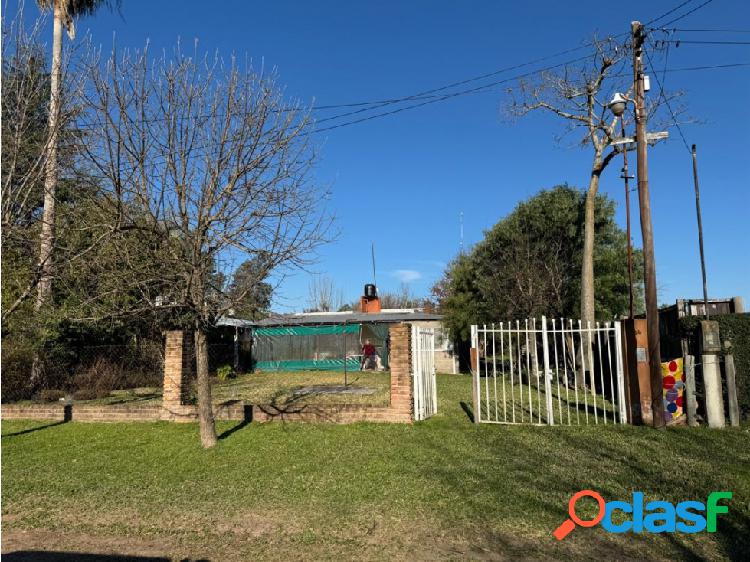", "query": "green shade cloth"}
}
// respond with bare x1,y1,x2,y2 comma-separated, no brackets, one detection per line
255,324,359,336
255,358,361,371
